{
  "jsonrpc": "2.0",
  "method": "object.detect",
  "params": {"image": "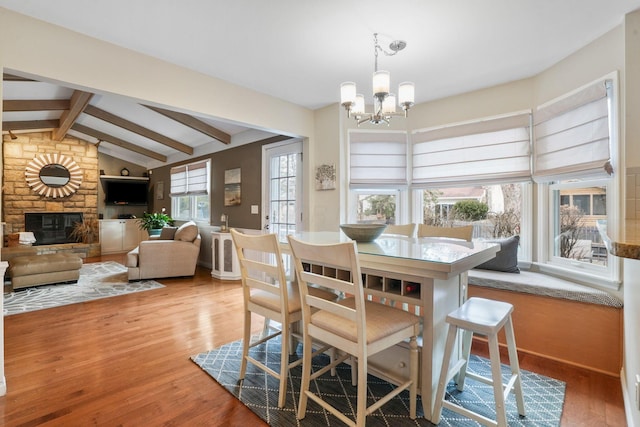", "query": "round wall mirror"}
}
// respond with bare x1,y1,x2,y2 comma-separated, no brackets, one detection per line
39,164,71,187
25,154,83,198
